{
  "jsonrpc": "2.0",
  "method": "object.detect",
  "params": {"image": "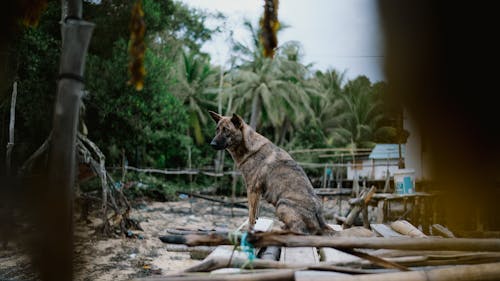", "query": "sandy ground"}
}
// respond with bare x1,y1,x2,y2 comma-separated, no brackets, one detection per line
0,196,348,281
